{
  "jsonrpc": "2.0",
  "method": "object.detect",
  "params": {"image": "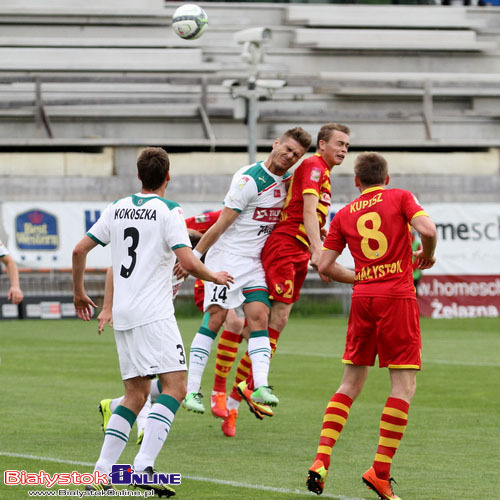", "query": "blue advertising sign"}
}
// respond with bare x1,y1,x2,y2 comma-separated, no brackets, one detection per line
15,209,59,251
